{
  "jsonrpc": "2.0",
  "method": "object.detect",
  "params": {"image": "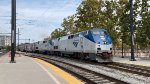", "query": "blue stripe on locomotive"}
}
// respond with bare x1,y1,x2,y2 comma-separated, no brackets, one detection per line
80,28,112,44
